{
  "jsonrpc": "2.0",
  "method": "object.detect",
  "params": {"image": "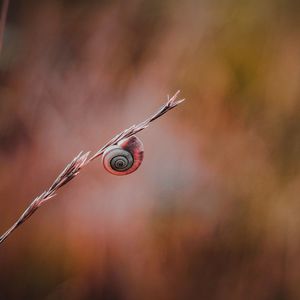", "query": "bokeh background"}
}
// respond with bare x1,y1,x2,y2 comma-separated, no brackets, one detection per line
0,0,300,299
